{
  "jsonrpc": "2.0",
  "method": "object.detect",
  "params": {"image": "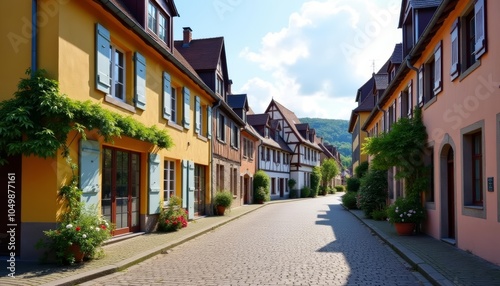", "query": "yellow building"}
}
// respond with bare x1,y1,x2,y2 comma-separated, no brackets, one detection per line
0,0,218,260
